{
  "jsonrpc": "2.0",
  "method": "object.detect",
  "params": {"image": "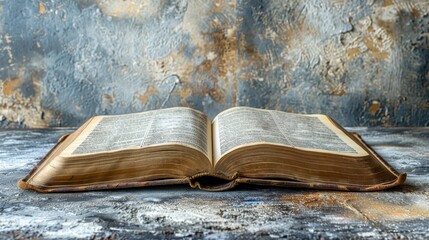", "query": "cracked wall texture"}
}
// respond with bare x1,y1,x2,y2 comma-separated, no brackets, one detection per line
0,0,428,128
